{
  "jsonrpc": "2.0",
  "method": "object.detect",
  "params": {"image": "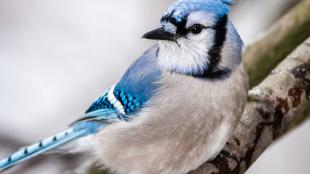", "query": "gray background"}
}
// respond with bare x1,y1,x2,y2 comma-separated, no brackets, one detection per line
0,0,309,173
